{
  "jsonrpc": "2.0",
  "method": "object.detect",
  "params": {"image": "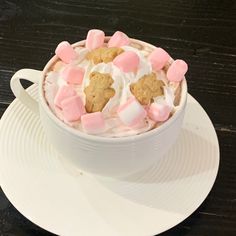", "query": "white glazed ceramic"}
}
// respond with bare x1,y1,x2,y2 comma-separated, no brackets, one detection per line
0,88,219,236
10,38,187,177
